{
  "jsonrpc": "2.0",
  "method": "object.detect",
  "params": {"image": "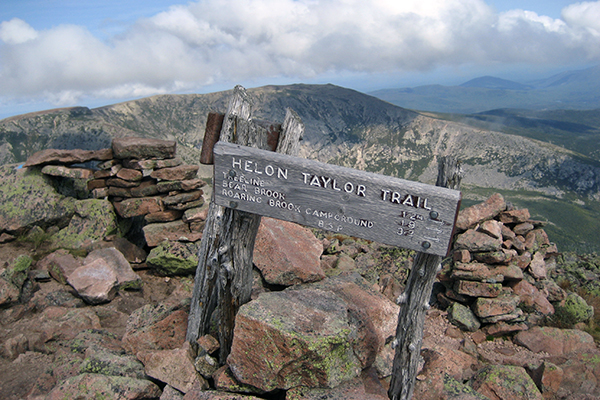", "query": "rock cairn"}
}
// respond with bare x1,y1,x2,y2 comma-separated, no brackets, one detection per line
23,137,209,275
439,193,575,336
